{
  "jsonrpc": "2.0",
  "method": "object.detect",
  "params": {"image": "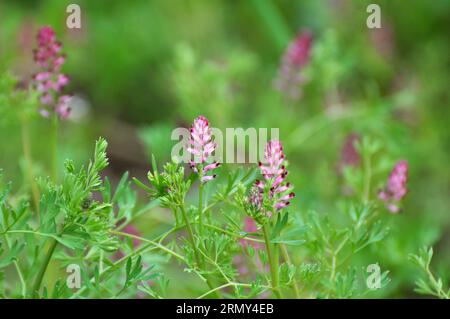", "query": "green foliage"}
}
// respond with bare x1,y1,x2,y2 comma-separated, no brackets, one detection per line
409,247,449,299
0,0,449,299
